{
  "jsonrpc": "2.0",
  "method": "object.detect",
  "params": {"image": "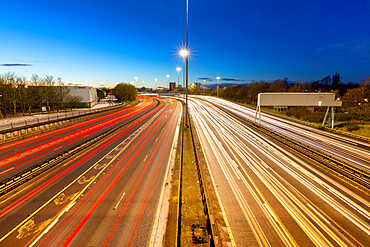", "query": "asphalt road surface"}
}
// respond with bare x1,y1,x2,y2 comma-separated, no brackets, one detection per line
0,97,157,182
194,96,370,171
189,96,370,246
0,97,182,246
